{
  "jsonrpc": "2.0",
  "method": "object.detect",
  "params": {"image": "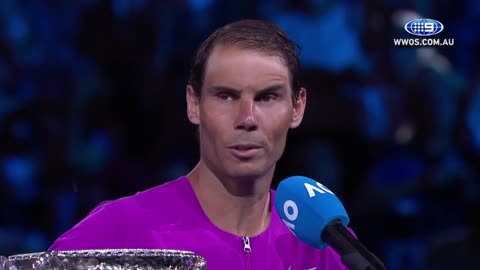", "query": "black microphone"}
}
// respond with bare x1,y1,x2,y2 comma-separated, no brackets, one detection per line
274,176,387,270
